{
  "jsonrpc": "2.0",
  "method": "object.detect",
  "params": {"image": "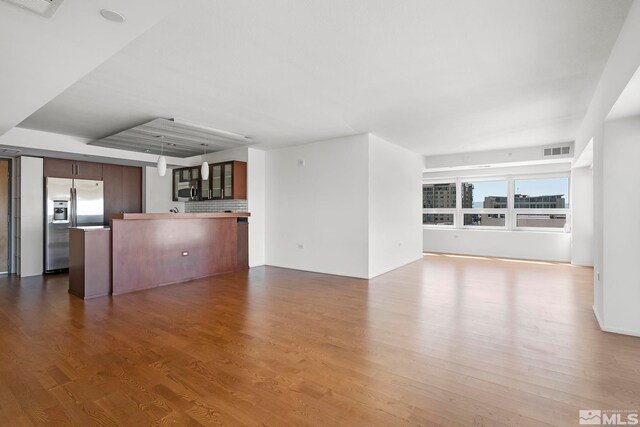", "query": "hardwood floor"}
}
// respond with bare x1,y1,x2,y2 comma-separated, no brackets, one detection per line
0,255,639,426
